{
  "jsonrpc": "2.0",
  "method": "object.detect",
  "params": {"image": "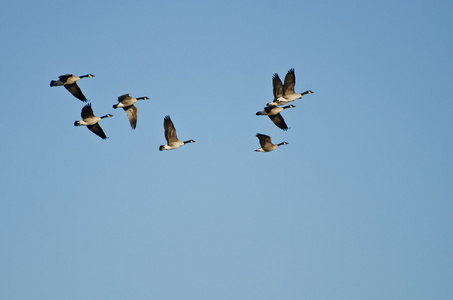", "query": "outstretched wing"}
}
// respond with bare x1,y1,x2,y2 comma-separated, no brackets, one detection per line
65,83,87,101
118,93,130,102
124,105,137,129
164,115,179,143
58,74,73,82
256,133,272,148
269,114,288,130
81,103,94,119
87,123,107,139
272,73,283,99
282,68,296,95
